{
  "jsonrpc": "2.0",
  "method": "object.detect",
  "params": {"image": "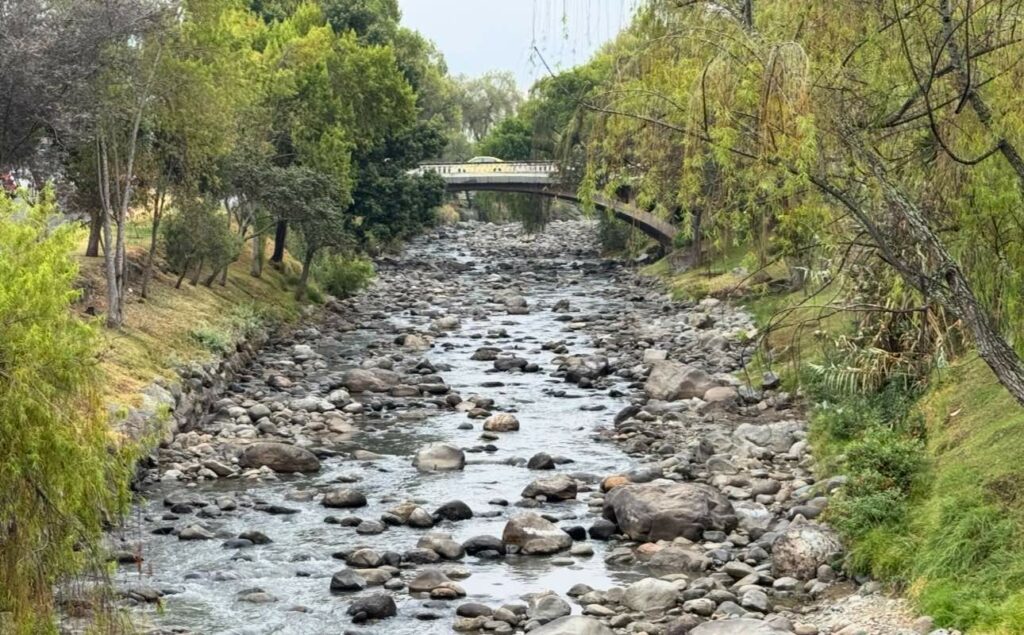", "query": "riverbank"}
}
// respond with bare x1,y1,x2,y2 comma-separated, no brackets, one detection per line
107,220,934,635
647,248,1024,634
